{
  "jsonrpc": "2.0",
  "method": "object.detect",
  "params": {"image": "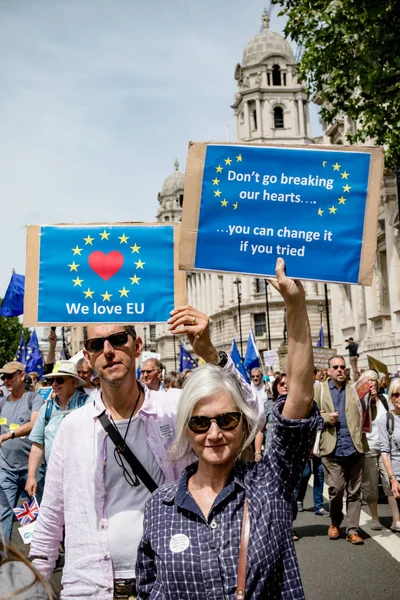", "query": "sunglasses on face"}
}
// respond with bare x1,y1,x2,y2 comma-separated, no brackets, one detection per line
2,372,20,381
141,369,157,375
331,365,346,370
84,331,129,353
187,412,242,433
392,393,400,399
52,377,67,385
